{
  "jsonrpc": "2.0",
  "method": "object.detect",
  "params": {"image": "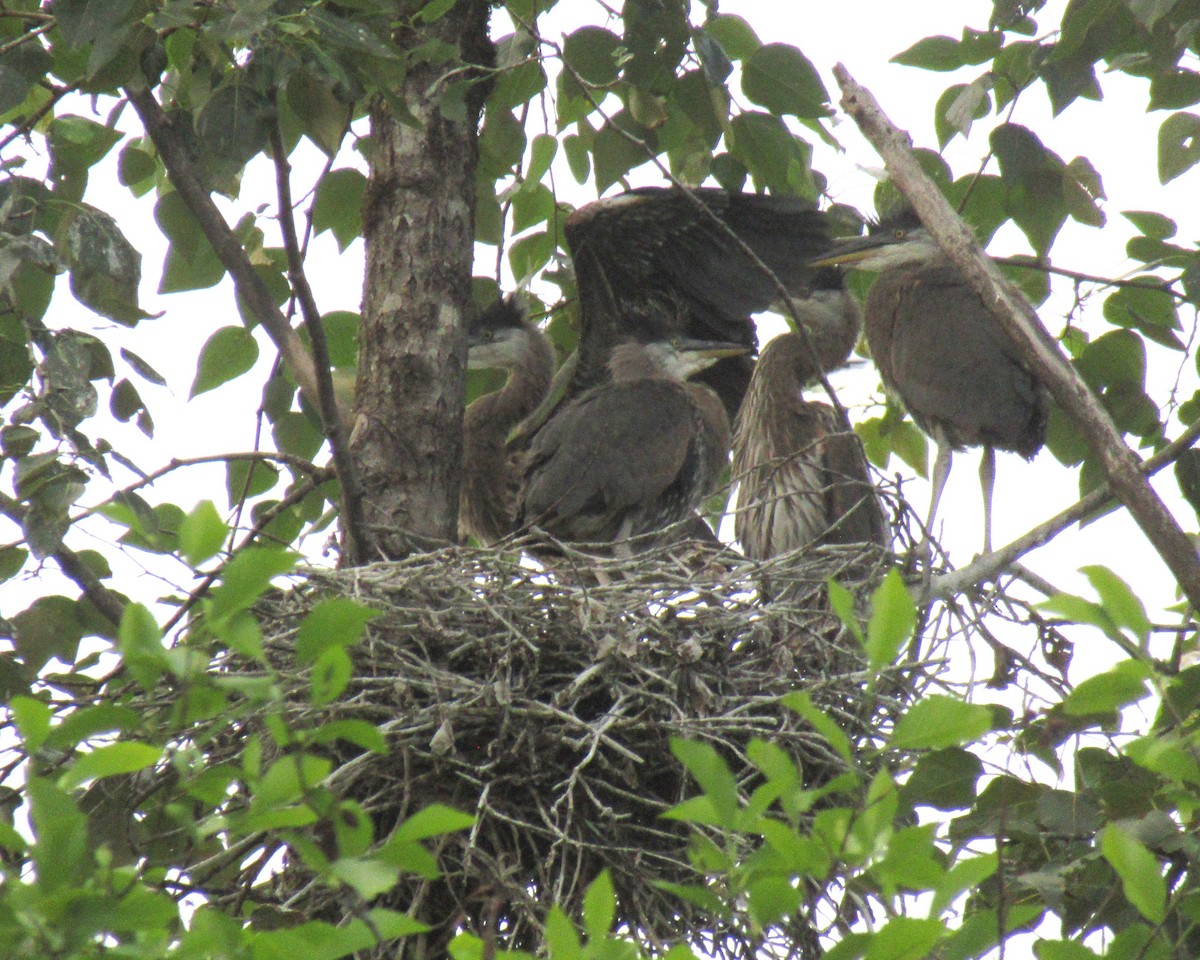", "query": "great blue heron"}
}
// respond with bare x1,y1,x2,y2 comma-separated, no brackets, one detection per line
462,187,835,547
817,207,1049,554
732,282,888,560
519,335,747,551
460,296,554,545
